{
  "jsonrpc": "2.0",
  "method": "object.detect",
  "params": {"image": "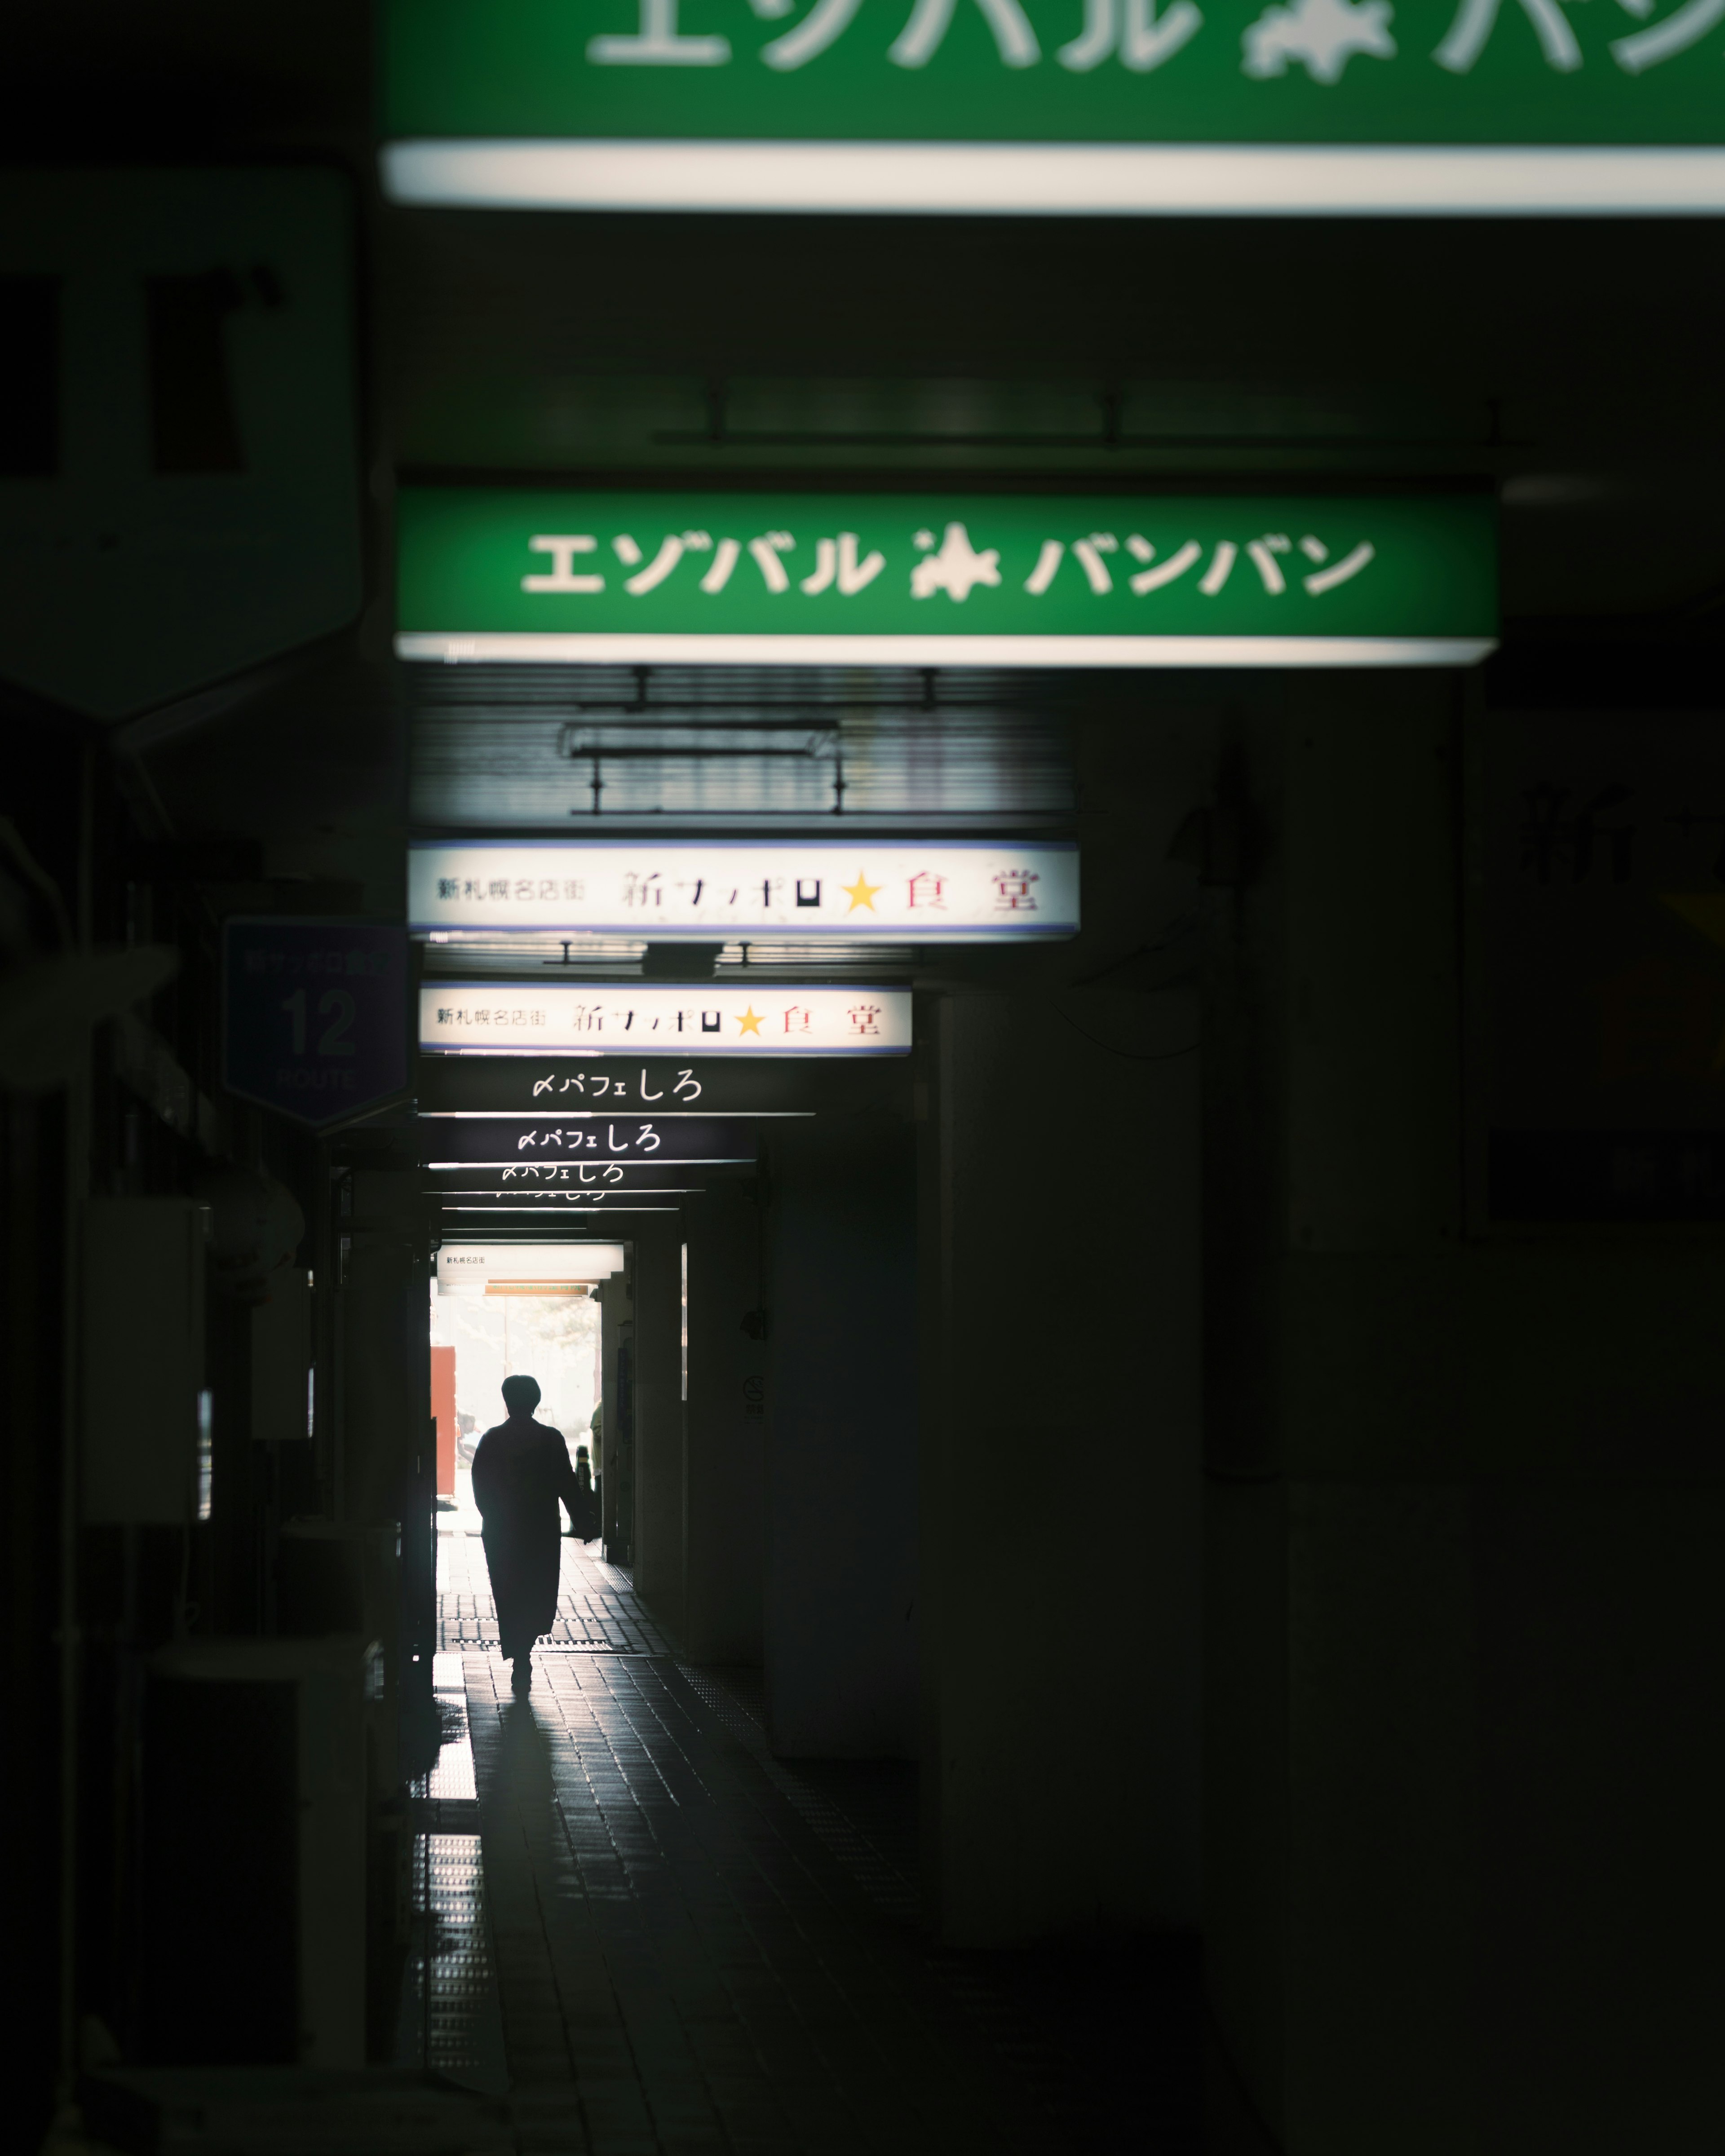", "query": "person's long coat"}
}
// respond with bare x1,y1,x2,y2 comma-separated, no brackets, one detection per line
471,1415,581,1658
